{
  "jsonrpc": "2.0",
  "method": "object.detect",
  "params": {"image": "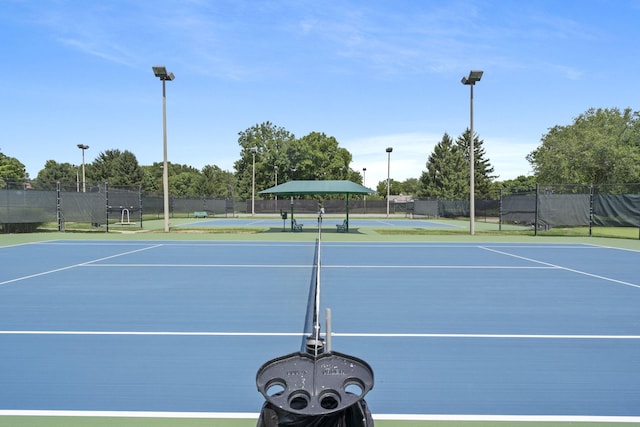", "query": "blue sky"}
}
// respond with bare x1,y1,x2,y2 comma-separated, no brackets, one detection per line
1,0,639,188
